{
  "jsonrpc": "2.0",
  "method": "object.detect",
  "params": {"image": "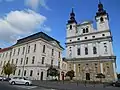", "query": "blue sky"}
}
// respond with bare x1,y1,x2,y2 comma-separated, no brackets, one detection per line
0,0,120,73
